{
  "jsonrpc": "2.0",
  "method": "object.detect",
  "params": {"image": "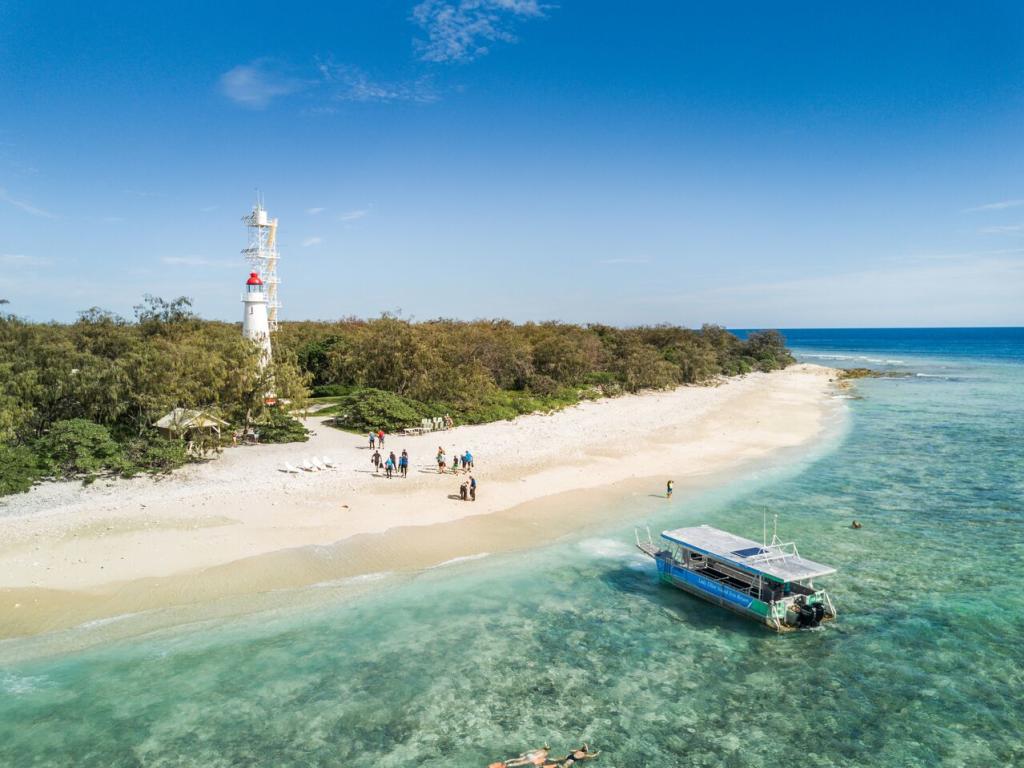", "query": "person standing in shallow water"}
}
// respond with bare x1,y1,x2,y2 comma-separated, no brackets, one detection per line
666,480,674,499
